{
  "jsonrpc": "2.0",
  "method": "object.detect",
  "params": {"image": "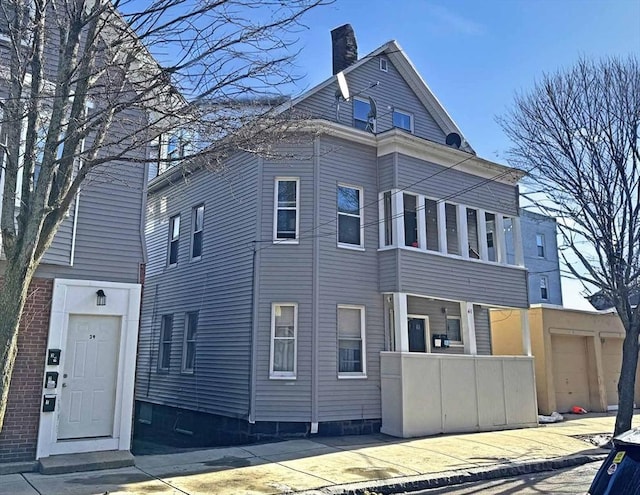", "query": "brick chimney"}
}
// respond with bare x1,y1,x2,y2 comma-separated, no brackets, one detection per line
331,24,358,75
